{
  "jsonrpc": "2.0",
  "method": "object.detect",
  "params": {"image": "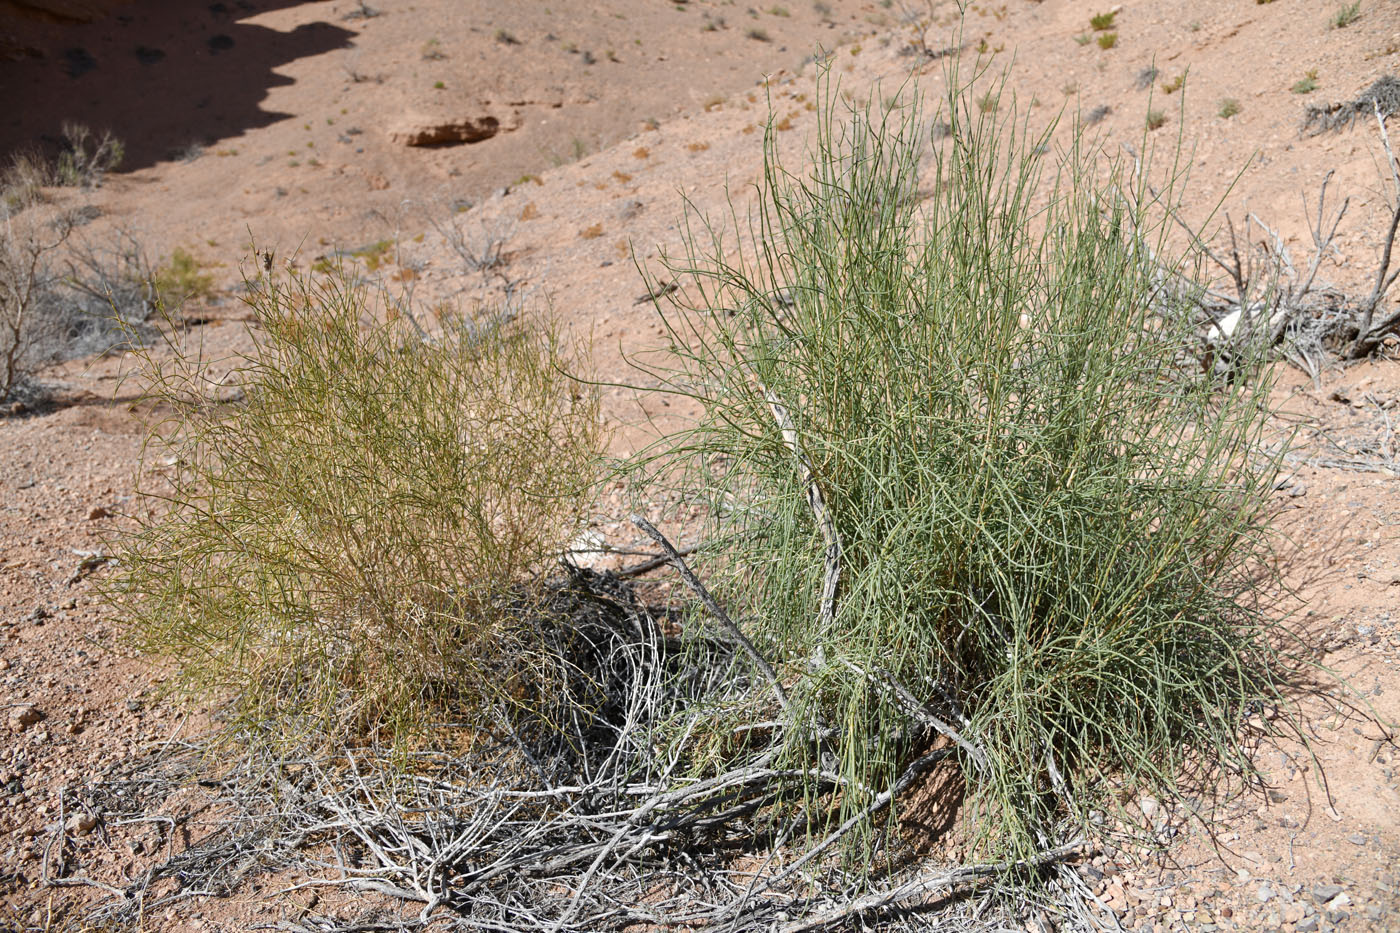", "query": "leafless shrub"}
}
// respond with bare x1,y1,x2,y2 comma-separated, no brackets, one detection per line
0,202,74,402
1128,103,1400,376
1084,104,1111,125
1302,74,1400,135
430,208,514,274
